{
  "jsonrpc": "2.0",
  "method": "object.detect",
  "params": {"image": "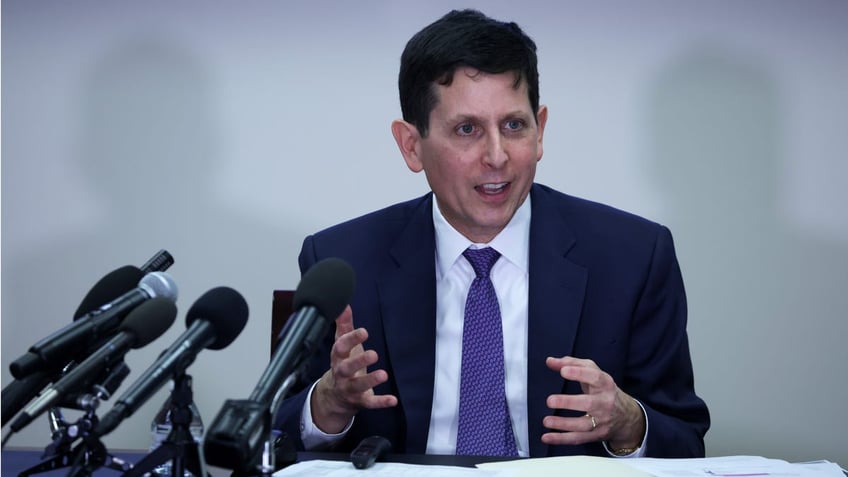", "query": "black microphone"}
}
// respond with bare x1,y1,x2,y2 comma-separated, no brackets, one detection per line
203,257,354,470
9,298,178,433
9,271,178,380
3,266,144,426
251,257,354,405
140,249,175,275
73,266,146,319
94,286,249,437
71,250,173,319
